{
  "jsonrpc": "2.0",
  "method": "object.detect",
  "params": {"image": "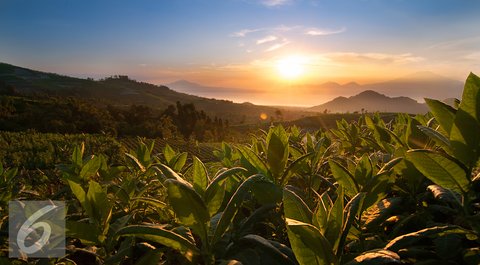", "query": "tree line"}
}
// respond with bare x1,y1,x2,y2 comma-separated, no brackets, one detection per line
0,84,230,141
